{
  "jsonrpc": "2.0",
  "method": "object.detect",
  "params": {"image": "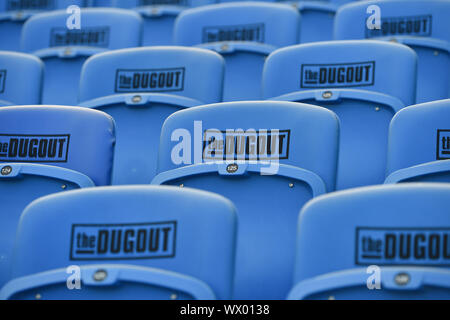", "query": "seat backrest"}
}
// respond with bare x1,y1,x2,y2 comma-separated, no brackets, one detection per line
79,47,224,184
112,1,215,46
263,40,417,189
89,0,114,7
113,0,214,8
10,186,237,300
386,99,450,178
157,101,339,192
21,8,142,52
289,0,355,43
294,184,450,283
174,3,299,101
334,0,450,103
153,101,339,299
0,106,115,185
79,46,224,104
263,40,417,106
0,105,114,287
21,8,142,105
0,52,43,106
0,1,89,51
334,0,450,43
174,2,299,47
0,0,88,12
